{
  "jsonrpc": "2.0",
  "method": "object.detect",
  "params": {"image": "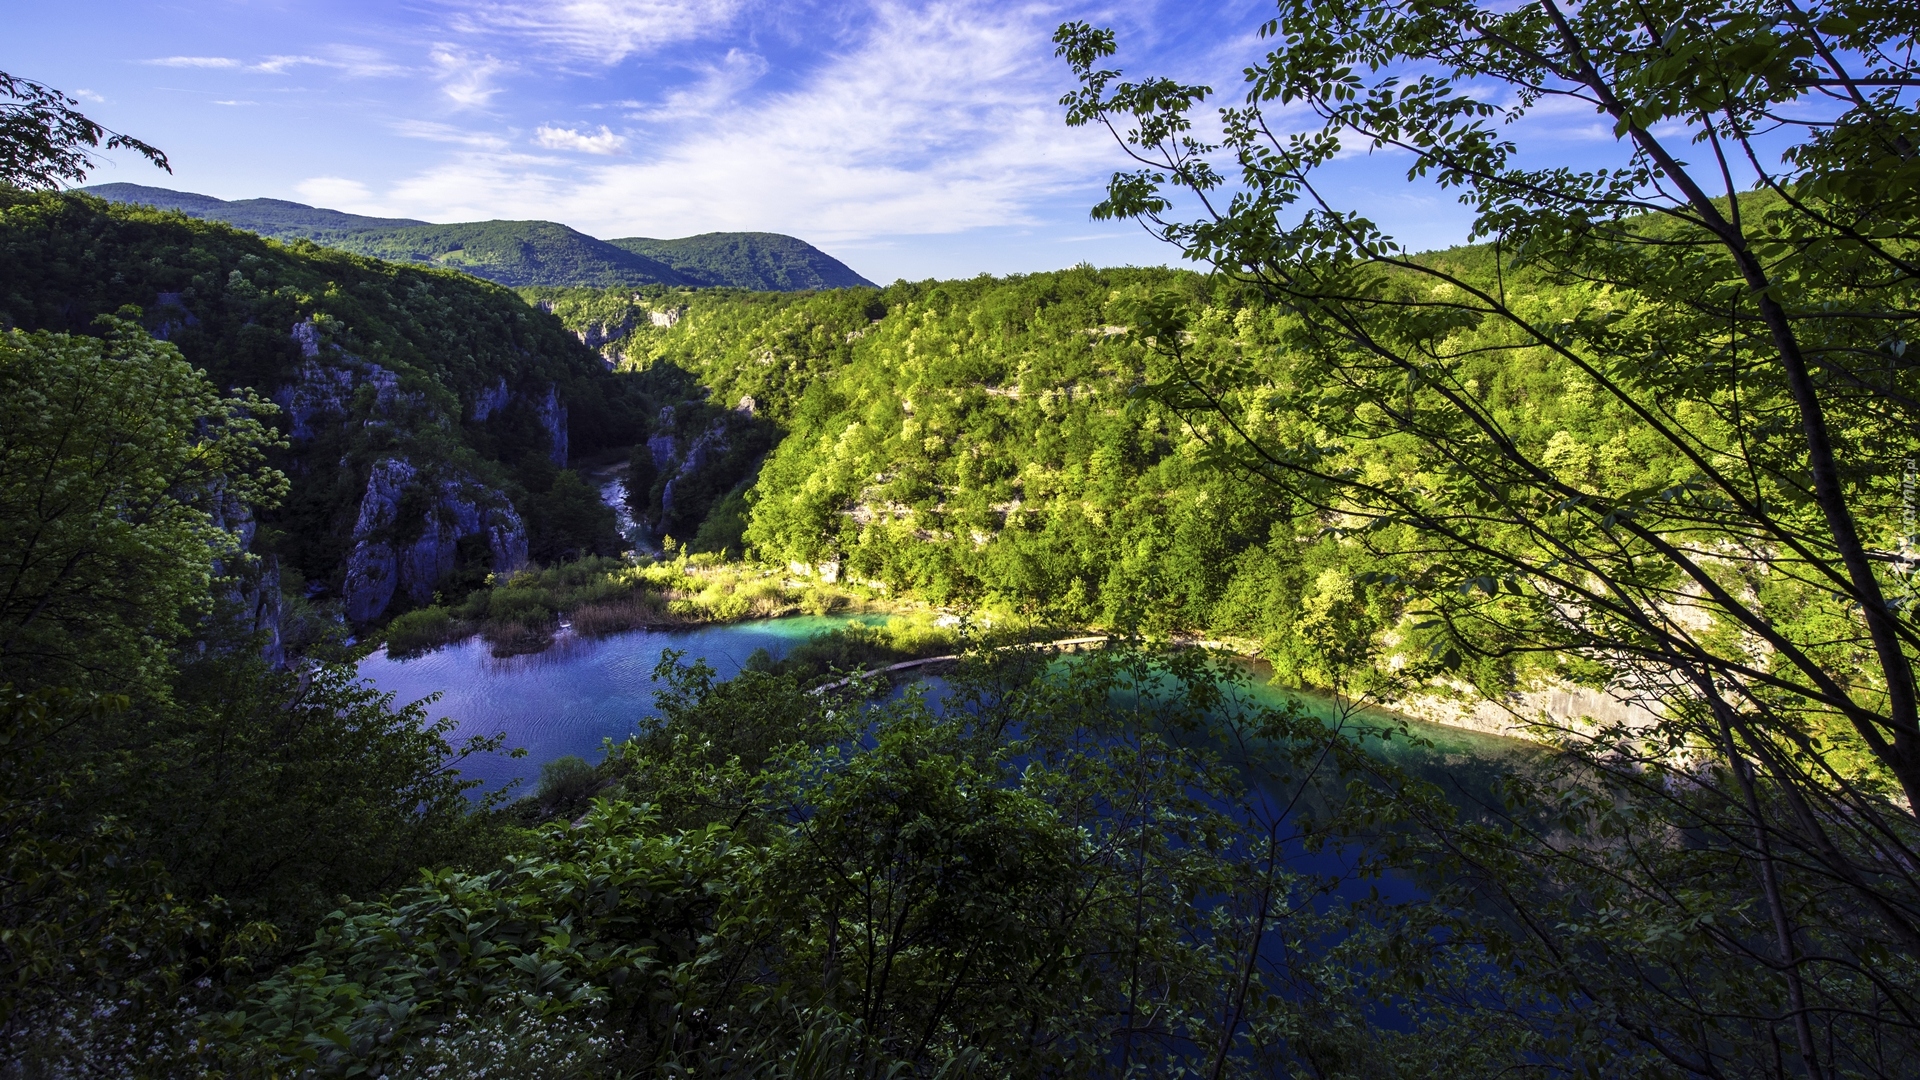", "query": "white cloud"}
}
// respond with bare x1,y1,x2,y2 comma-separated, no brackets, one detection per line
295,176,381,210
432,49,510,107
255,47,407,77
72,89,105,103
148,56,241,68
212,100,260,106
443,0,744,64
392,119,512,150
534,124,628,155
372,1,1120,241
623,48,768,121
147,48,405,77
